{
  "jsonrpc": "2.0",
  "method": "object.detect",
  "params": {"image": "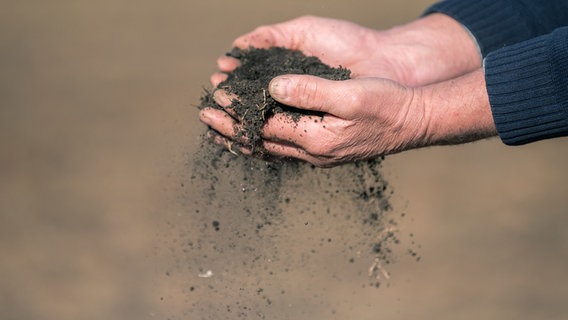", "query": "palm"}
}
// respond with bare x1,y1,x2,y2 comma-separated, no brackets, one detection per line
234,16,403,81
